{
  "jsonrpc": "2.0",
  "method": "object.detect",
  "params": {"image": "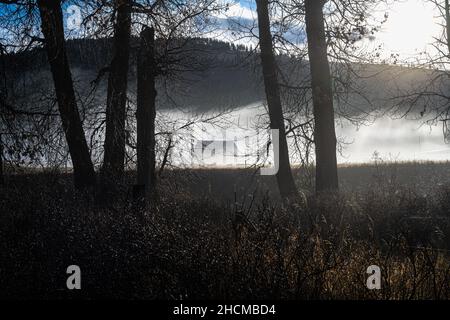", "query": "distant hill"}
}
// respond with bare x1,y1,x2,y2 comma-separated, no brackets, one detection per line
2,37,447,116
